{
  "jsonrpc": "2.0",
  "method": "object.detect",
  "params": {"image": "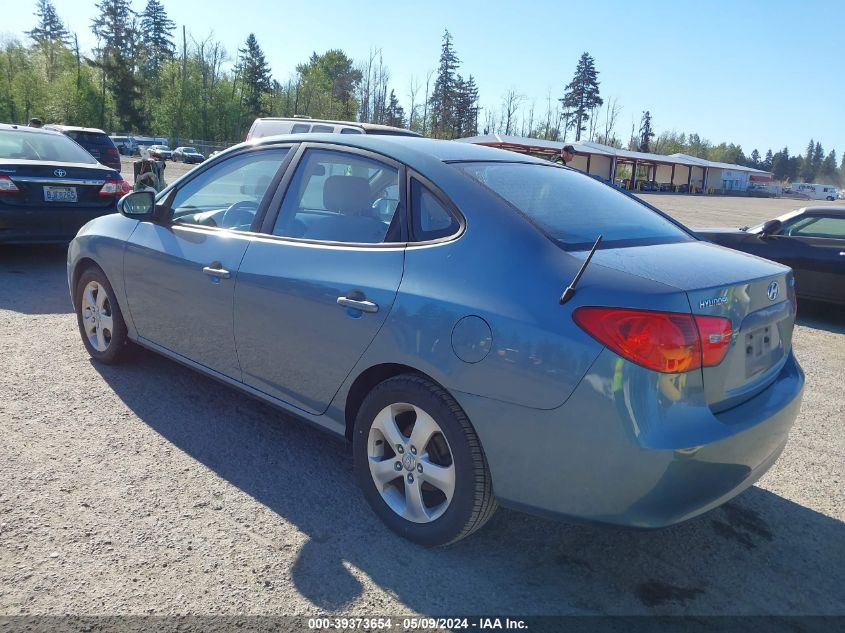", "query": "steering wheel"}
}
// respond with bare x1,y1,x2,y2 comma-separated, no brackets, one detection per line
221,200,259,230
